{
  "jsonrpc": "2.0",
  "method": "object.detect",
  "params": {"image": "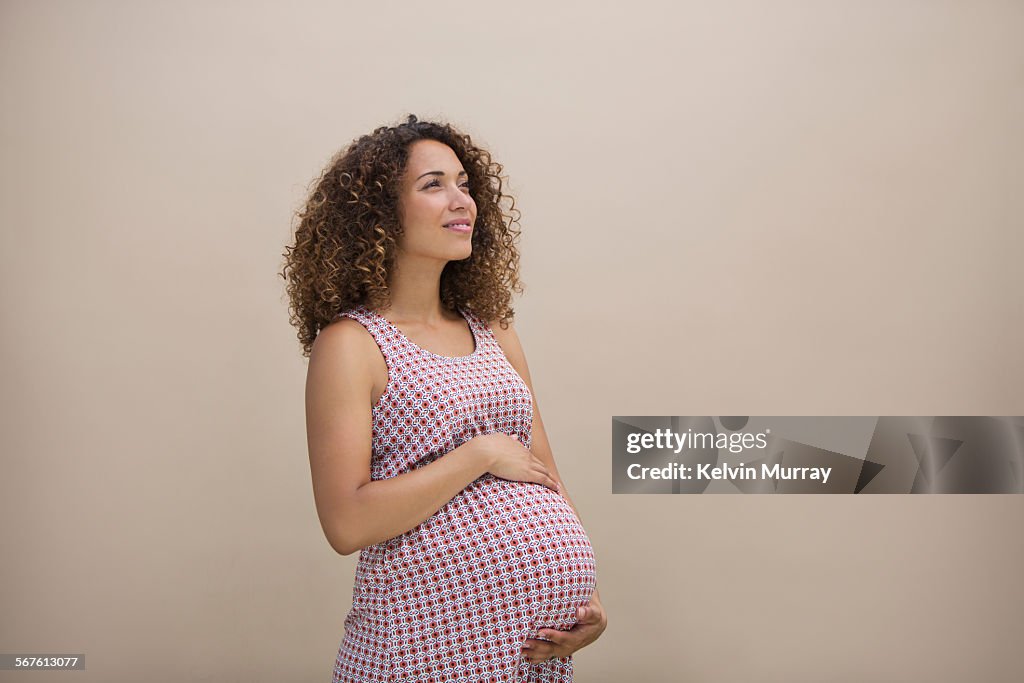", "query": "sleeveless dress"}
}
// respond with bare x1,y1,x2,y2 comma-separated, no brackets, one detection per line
330,305,597,683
